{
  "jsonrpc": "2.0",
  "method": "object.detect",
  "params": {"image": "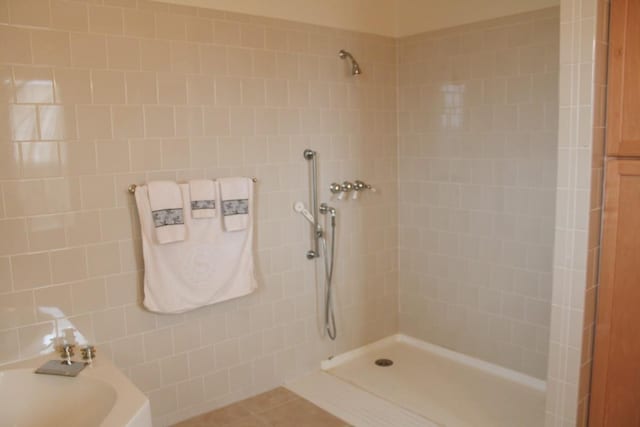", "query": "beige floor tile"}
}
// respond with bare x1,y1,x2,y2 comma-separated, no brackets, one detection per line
256,398,349,427
176,402,251,426
172,387,349,427
240,387,299,414
224,414,270,426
